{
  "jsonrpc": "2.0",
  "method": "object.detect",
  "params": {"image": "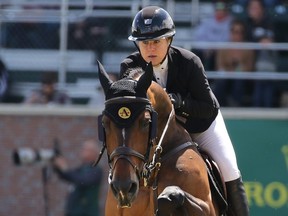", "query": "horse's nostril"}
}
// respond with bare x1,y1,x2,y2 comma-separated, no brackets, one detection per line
110,182,118,197
110,180,138,198
129,182,137,195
